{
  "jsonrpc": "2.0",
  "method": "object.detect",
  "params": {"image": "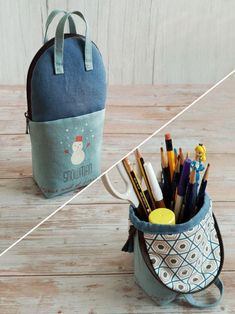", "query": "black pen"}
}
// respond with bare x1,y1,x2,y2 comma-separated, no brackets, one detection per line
197,163,210,210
